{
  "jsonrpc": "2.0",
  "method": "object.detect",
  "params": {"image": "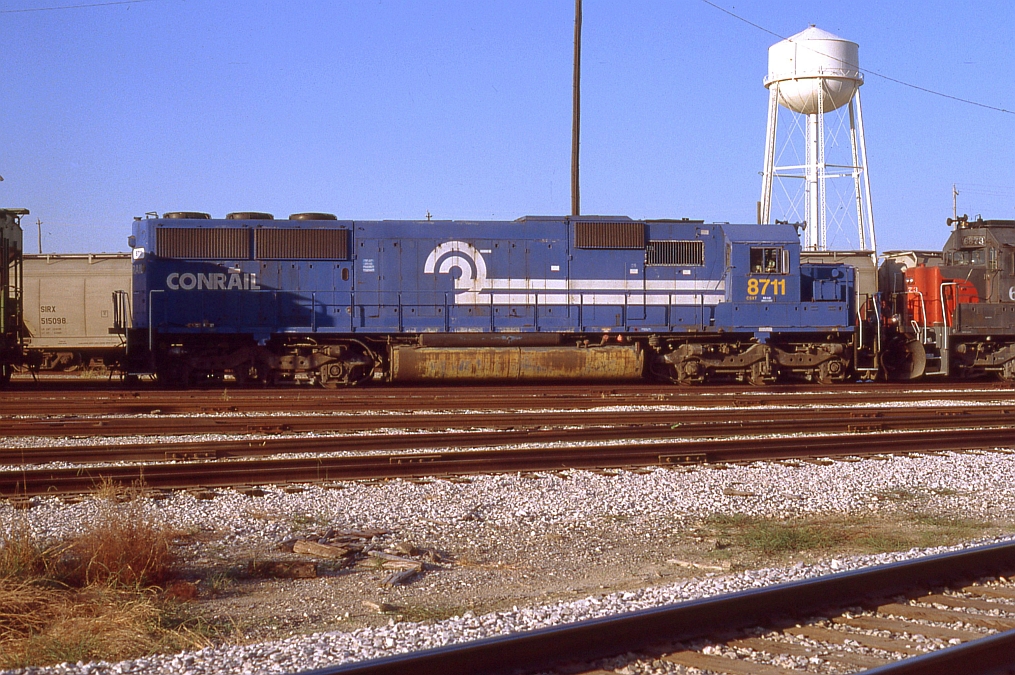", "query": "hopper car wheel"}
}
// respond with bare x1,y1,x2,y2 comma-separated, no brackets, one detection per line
159,363,192,389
